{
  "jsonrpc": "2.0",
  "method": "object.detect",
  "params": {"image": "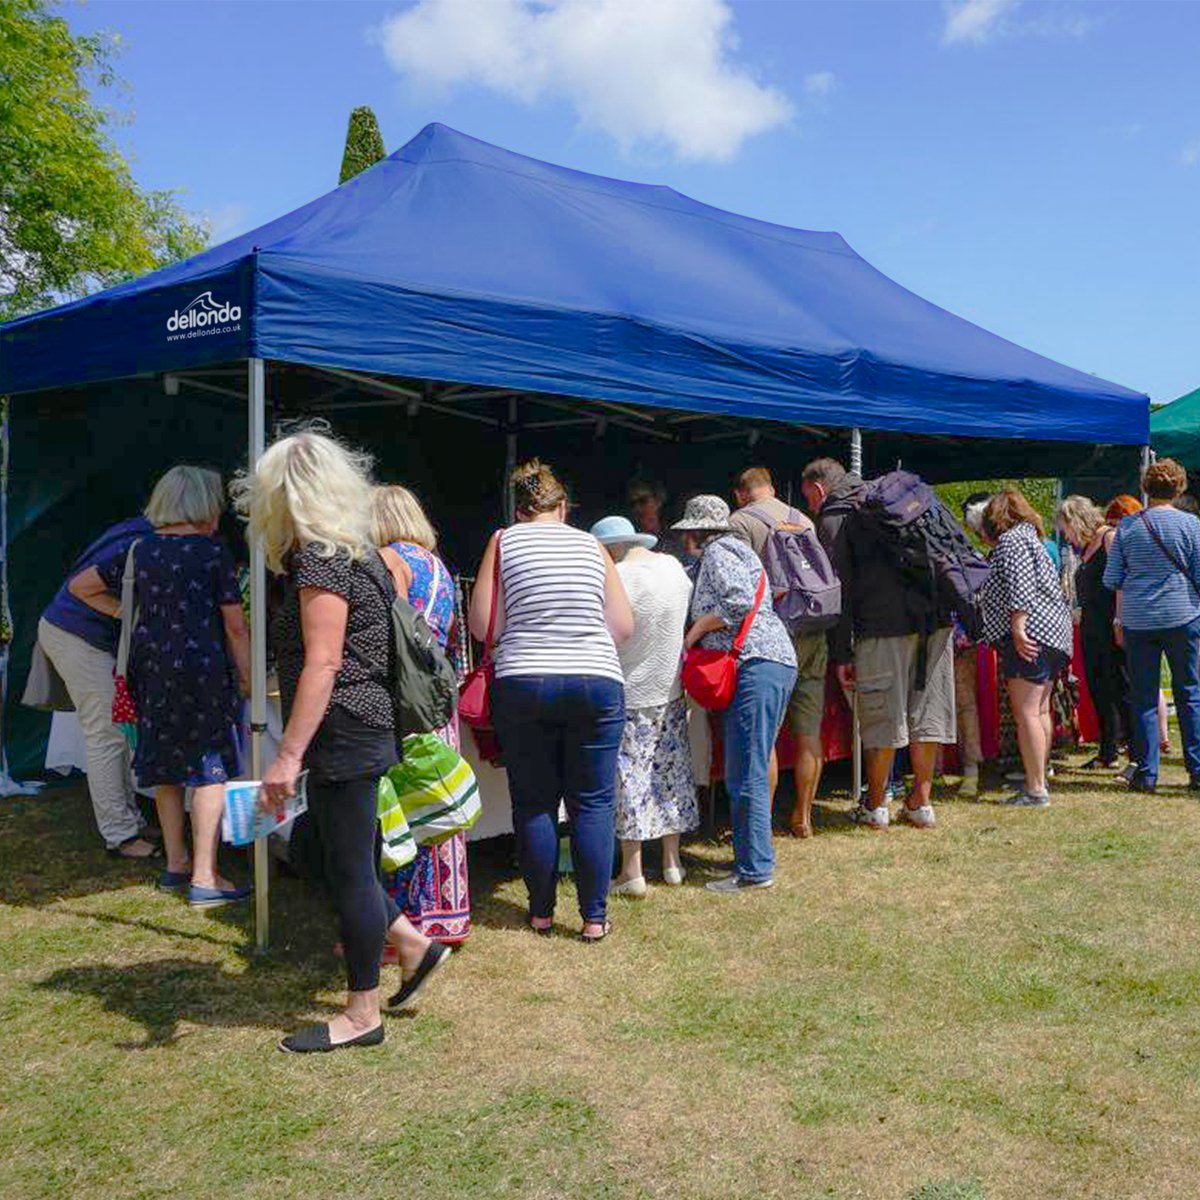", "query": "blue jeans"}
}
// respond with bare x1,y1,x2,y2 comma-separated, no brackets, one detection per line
492,674,626,923
724,658,797,883
1124,614,1200,783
